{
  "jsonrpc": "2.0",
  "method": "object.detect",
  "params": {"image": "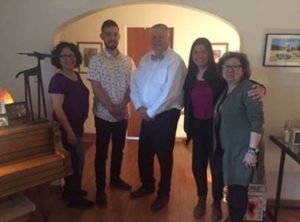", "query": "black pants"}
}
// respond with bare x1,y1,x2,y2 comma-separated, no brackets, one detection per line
61,130,85,200
138,109,180,196
94,116,128,191
227,185,248,222
192,118,223,202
